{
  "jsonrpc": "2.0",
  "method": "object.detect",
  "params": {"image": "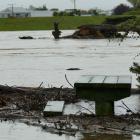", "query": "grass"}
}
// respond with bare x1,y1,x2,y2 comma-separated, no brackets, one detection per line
123,8,140,15
117,16,140,31
0,16,106,31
